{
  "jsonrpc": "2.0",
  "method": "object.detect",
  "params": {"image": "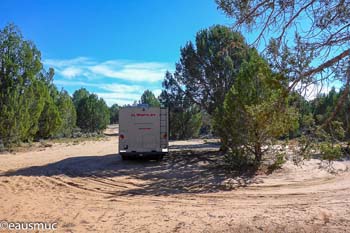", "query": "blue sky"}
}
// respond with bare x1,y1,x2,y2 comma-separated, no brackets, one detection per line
0,0,231,106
